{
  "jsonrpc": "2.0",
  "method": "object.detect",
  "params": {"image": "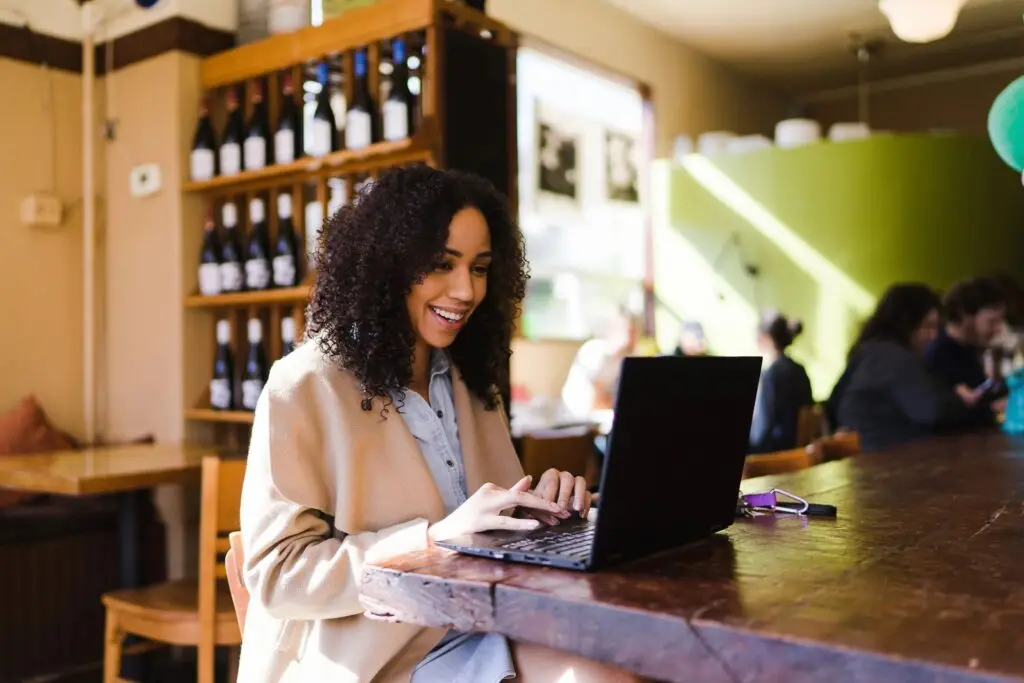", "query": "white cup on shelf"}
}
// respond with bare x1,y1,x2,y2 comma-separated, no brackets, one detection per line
775,118,822,148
